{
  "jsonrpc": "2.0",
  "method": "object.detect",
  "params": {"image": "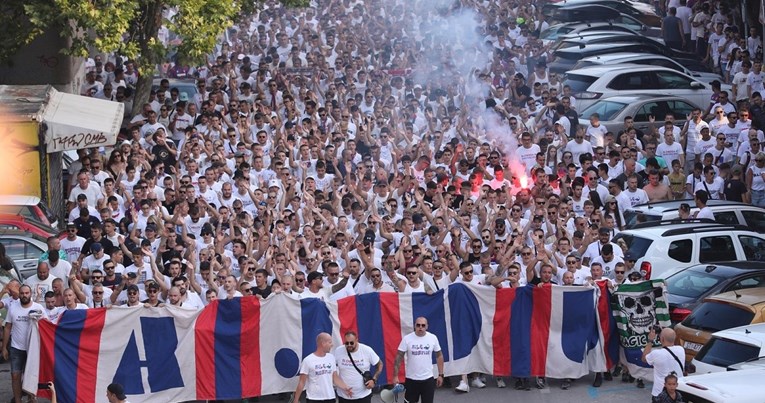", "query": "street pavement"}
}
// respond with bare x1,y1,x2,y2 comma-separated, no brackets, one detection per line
0,359,650,403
